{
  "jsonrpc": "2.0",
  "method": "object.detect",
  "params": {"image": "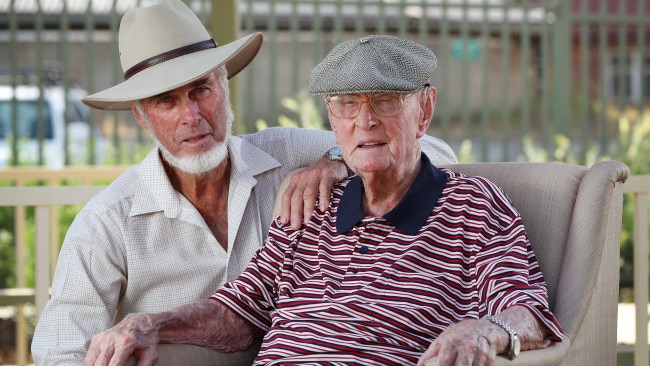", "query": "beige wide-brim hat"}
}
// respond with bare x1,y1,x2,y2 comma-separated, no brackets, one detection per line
82,0,263,110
